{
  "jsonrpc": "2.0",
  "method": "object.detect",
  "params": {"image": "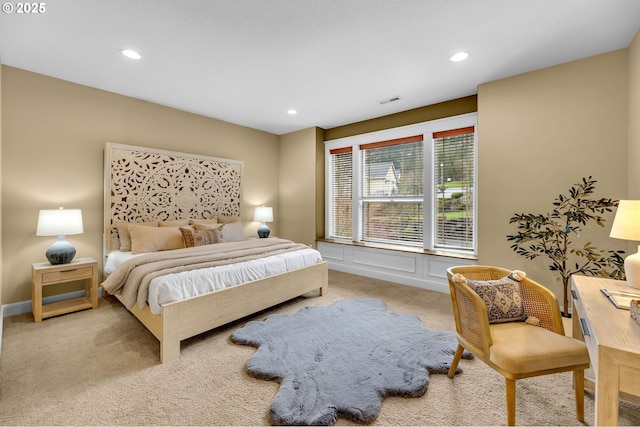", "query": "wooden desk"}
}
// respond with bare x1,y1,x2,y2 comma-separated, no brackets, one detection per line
571,275,640,426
